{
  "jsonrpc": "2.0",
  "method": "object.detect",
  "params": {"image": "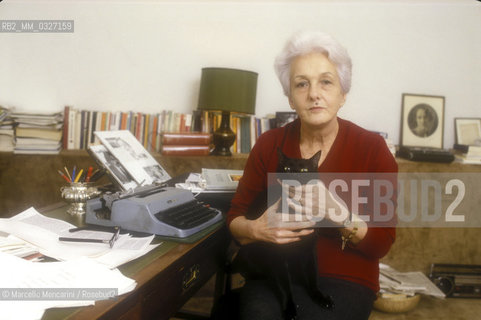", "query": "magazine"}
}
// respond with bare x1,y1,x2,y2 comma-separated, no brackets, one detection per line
88,144,139,191
201,168,243,191
94,130,171,187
